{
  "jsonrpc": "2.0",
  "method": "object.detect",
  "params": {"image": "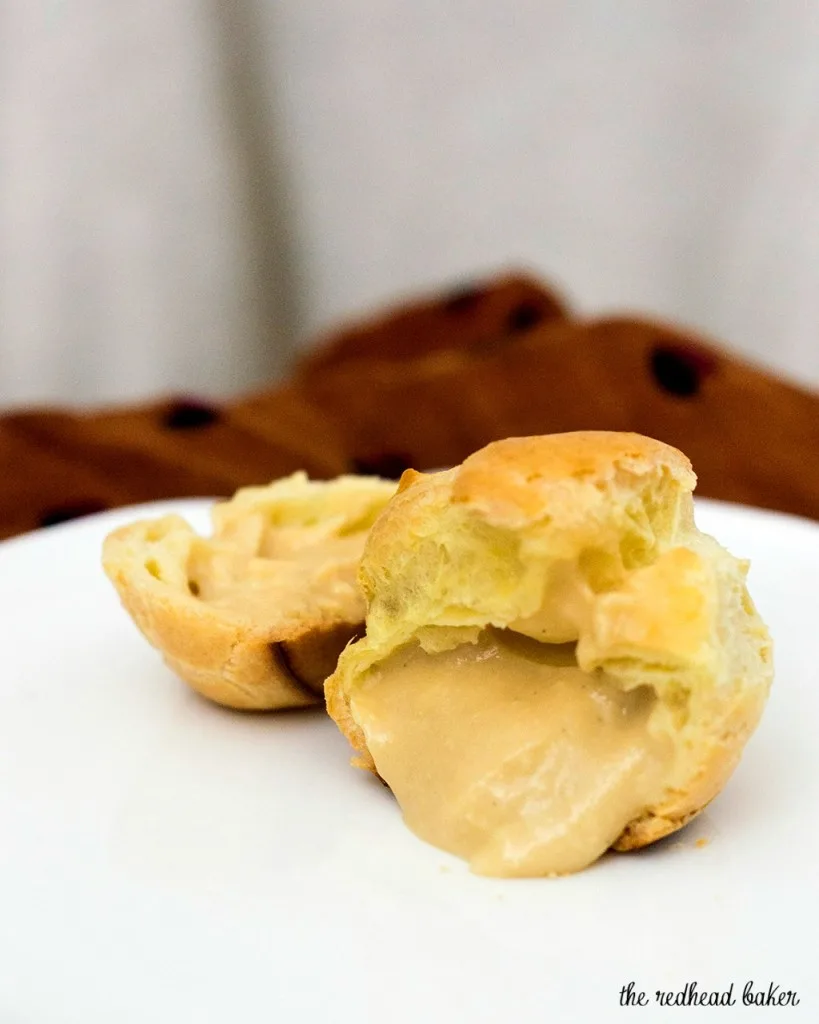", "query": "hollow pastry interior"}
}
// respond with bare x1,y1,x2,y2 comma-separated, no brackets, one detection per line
103,472,397,709
326,433,773,877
